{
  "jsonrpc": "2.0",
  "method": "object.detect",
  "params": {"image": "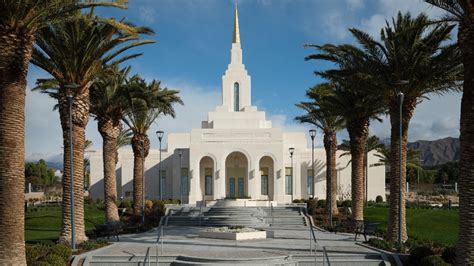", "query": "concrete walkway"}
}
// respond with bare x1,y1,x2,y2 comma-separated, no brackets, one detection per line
75,225,383,264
